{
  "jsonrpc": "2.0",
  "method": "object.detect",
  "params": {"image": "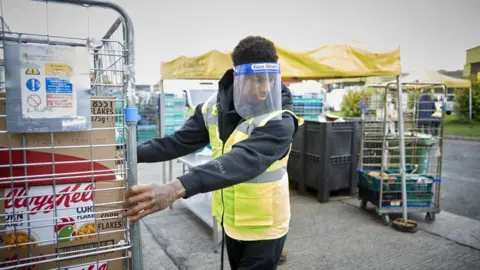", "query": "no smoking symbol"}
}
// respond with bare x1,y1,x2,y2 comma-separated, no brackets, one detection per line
27,94,42,108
